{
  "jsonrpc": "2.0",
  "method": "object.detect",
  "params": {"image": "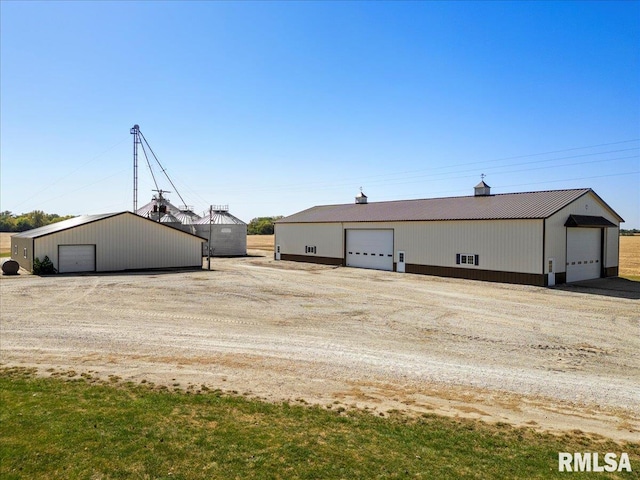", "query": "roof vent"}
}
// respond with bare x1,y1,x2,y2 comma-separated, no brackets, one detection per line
355,188,368,204
474,177,491,196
